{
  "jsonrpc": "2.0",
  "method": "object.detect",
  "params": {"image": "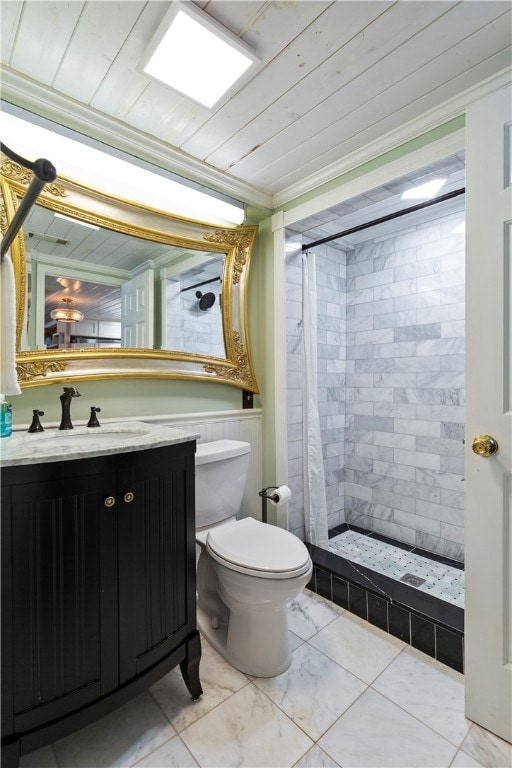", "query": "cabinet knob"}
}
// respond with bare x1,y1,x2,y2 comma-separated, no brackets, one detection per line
123,491,135,503
104,496,116,508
